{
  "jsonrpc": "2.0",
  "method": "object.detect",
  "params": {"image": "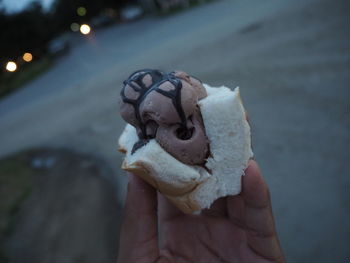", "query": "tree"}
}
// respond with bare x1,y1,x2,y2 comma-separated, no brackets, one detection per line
0,1,53,61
